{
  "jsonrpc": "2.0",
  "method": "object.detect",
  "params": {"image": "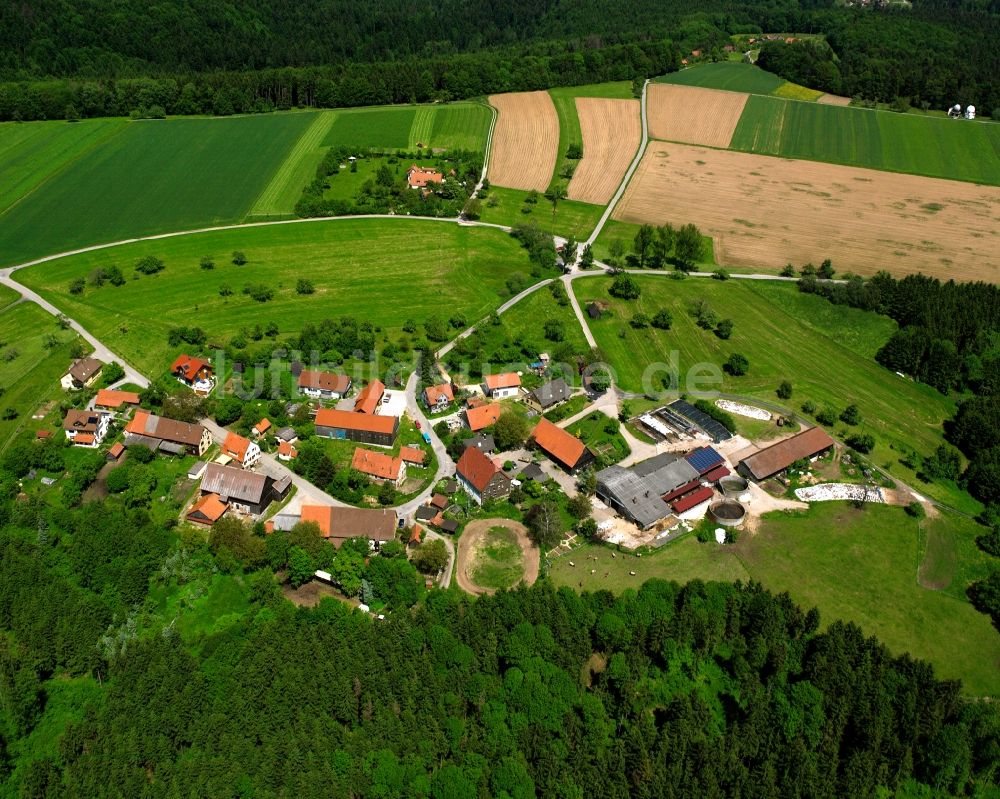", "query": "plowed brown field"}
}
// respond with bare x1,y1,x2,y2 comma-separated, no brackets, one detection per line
487,91,559,191
647,84,748,148
614,141,1000,280
568,98,642,204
